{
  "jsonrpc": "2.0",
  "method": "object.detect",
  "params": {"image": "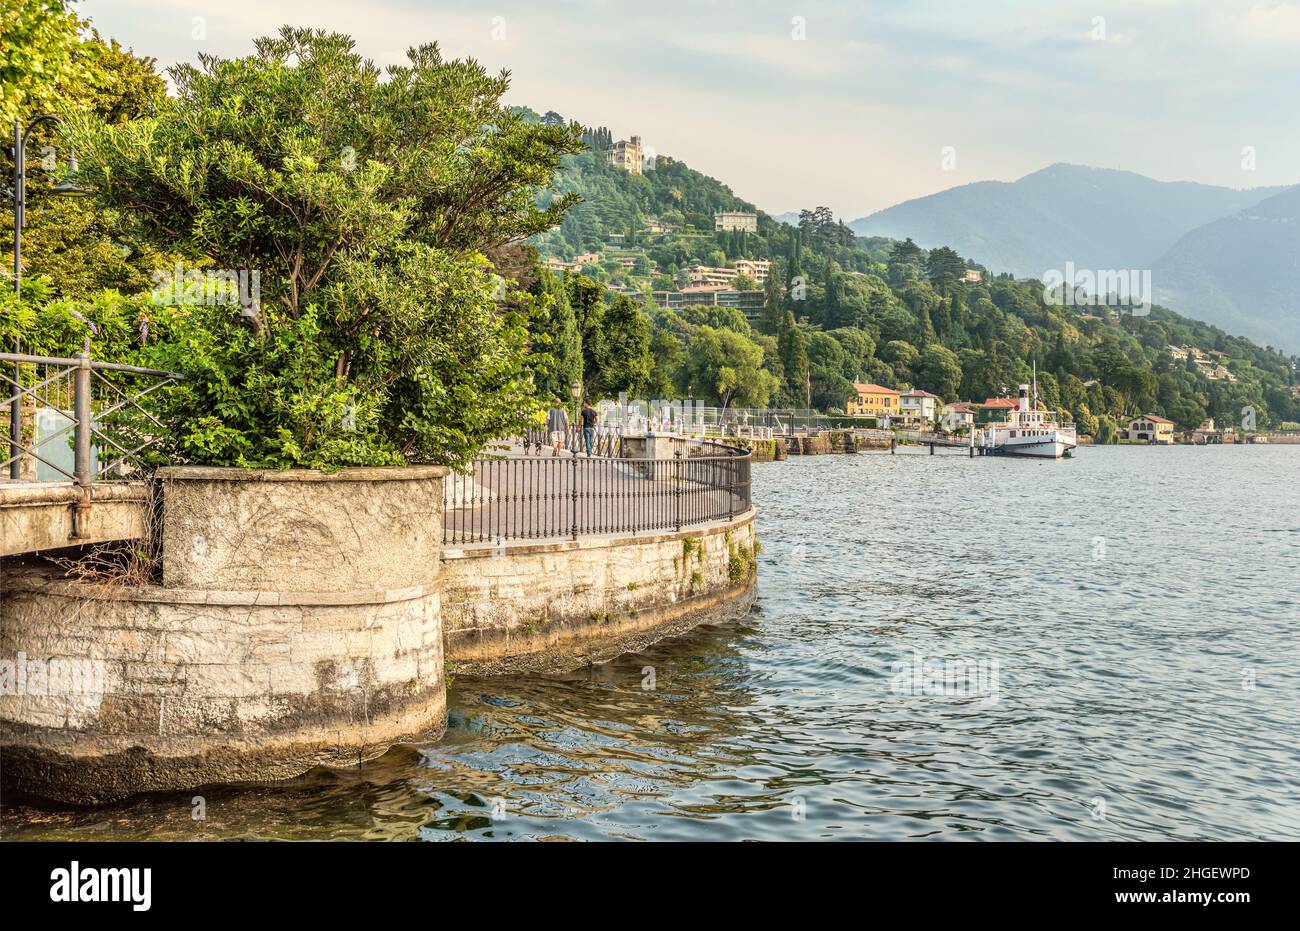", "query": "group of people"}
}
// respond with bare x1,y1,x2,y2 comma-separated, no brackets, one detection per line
546,398,600,456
